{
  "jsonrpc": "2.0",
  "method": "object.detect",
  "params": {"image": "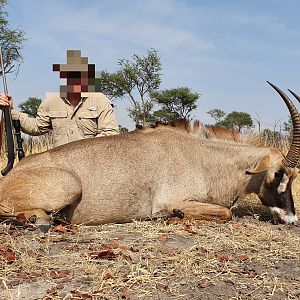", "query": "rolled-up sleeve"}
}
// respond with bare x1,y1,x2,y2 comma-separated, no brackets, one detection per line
11,102,52,136
96,99,119,137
